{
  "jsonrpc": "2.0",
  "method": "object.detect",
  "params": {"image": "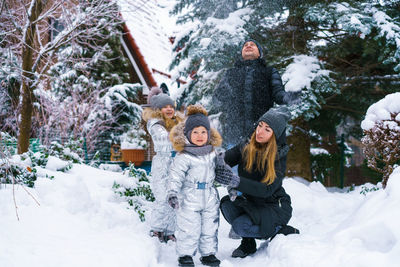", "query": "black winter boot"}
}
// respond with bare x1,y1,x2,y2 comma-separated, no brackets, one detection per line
270,225,300,241
231,237,257,258
200,254,221,266
178,255,195,267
